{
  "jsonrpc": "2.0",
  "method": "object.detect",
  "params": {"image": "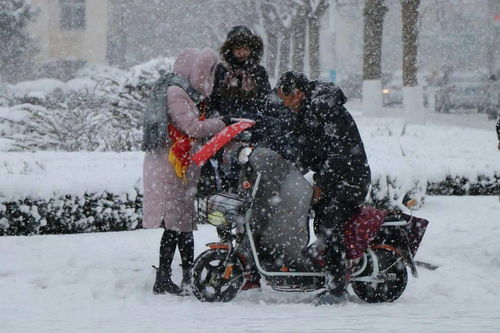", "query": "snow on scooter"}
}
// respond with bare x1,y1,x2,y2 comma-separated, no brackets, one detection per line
190,121,429,303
